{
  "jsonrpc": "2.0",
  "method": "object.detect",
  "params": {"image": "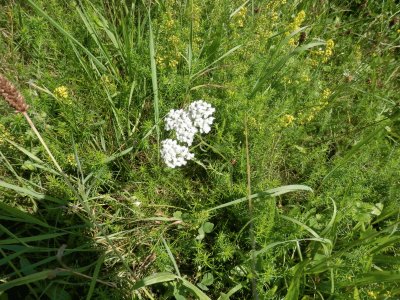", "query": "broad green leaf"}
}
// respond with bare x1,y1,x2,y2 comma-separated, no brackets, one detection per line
196,222,214,241
200,273,214,286
203,222,214,234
